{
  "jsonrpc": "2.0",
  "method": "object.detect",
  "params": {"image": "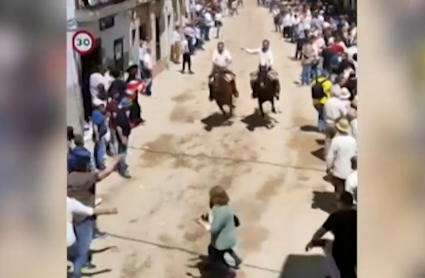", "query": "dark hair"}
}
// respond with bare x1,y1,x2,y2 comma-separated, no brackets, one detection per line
67,126,74,142
73,134,84,147
352,53,357,62
110,68,121,79
351,156,357,170
209,185,229,206
339,192,354,207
